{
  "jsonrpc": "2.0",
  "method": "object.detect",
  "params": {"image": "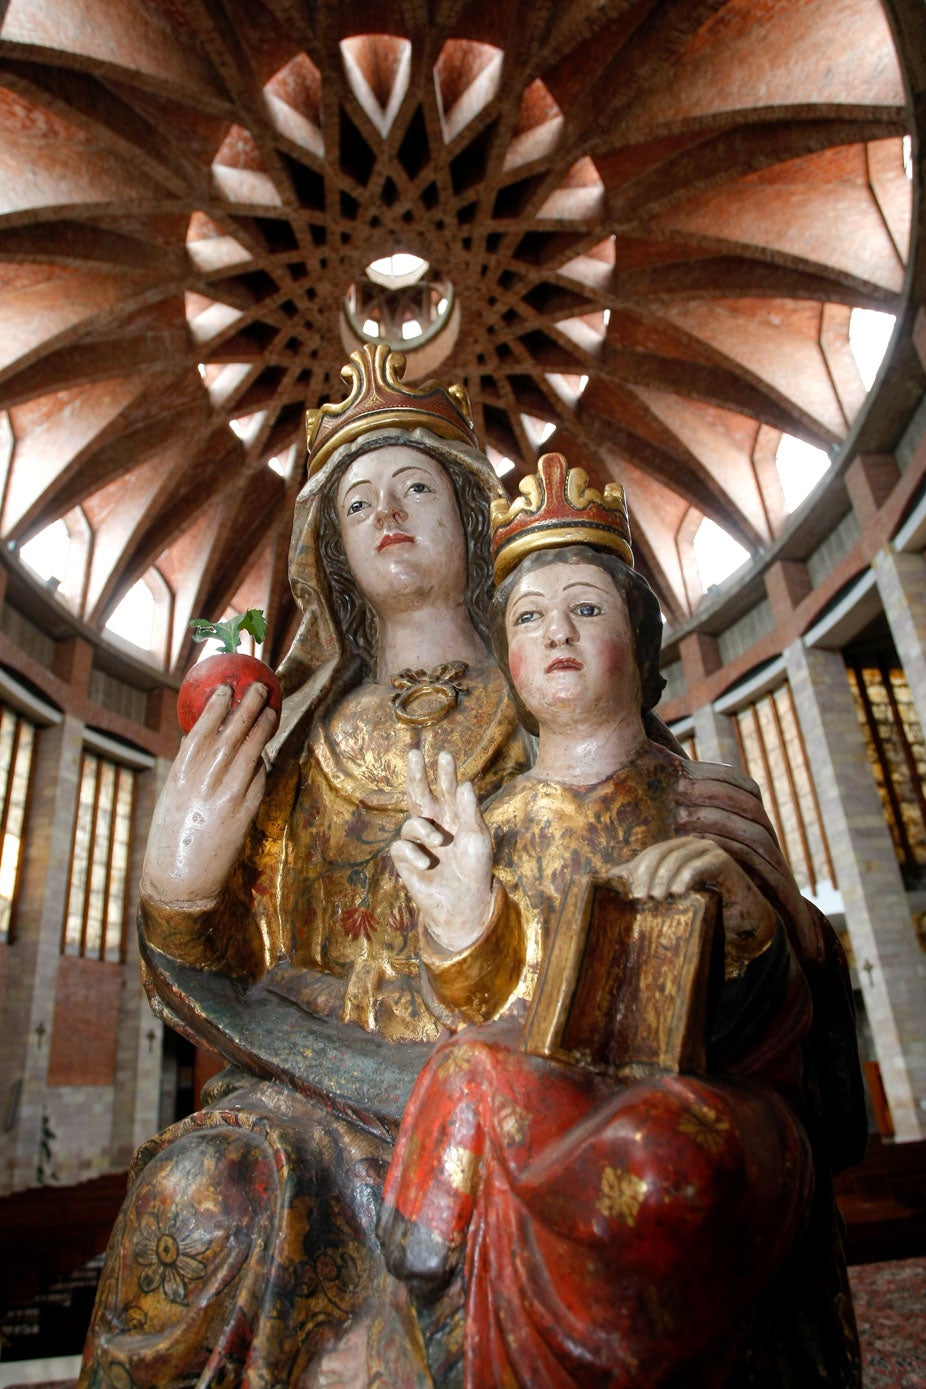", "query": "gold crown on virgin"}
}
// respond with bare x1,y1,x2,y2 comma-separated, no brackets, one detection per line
490,452,633,585
305,343,478,475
